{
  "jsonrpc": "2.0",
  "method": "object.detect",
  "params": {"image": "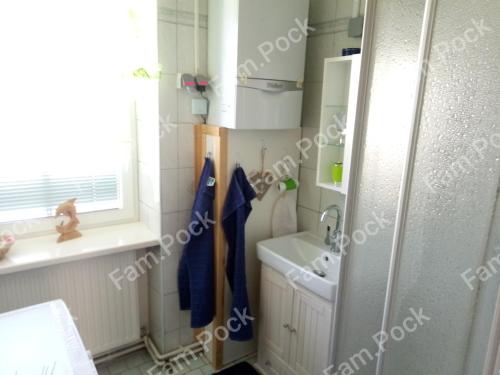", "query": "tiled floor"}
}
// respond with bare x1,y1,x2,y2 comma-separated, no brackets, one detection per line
95,349,258,375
